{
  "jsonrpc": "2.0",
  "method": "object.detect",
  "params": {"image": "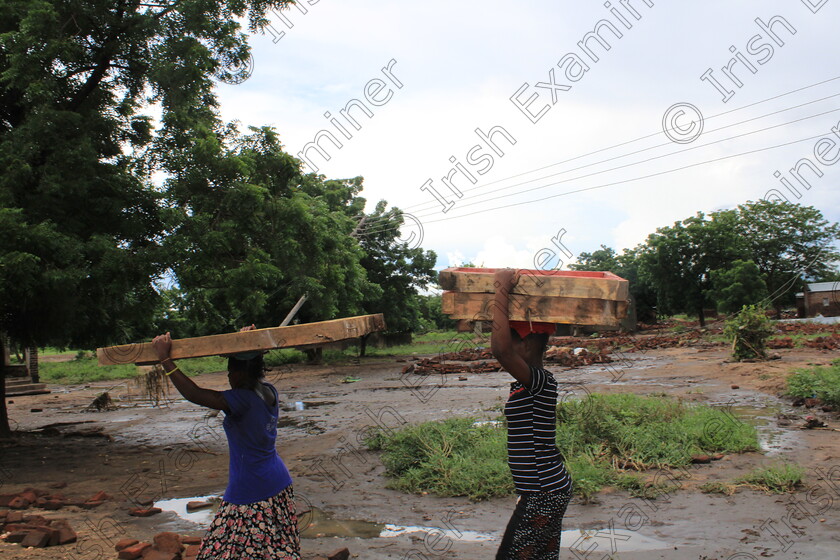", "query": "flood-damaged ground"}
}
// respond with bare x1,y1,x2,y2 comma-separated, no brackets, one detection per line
1,340,839,559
